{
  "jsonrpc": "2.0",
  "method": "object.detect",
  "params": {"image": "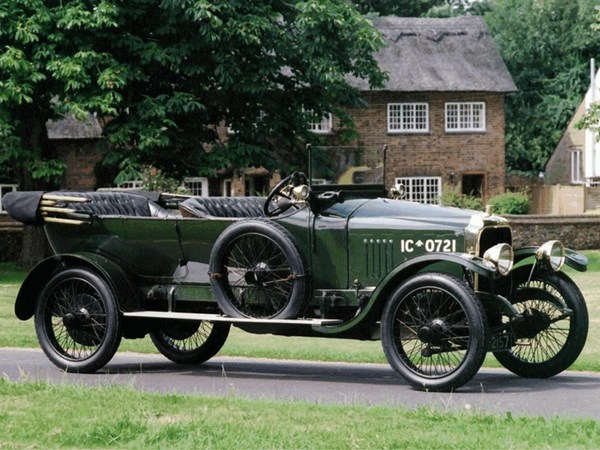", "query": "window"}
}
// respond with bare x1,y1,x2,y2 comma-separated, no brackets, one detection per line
244,175,269,196
462,174,484,199
445,102,486,132
223,179,232,197
184,177,209,197
306,111,332,134
118,180,144,189
388,103,429,133
571,149,583,184
395,177,441,204
0,184,18,214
